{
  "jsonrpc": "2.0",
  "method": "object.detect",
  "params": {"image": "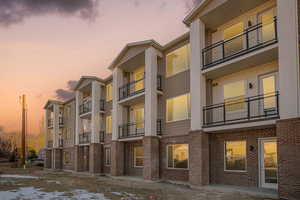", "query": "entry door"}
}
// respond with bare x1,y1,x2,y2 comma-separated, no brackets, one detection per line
258,8,275,43
259,139,278,189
